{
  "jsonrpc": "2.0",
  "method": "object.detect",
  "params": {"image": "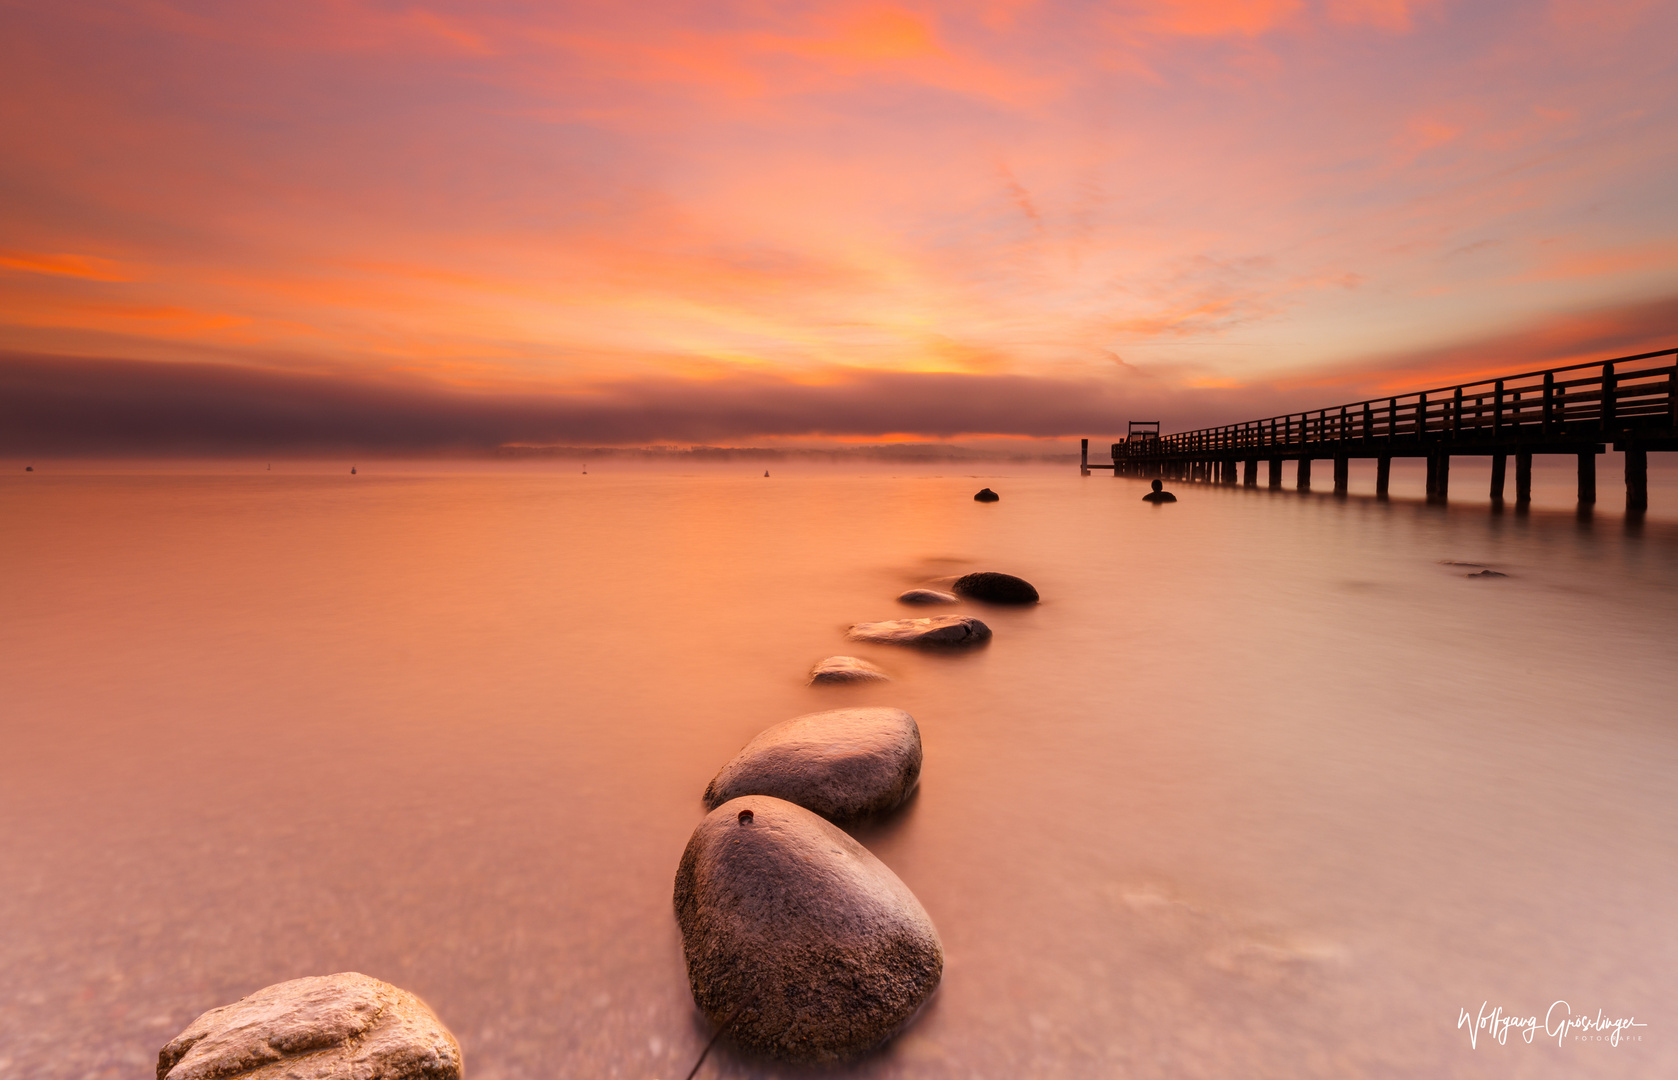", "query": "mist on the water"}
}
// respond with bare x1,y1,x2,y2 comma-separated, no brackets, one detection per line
2,462,1674,1079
